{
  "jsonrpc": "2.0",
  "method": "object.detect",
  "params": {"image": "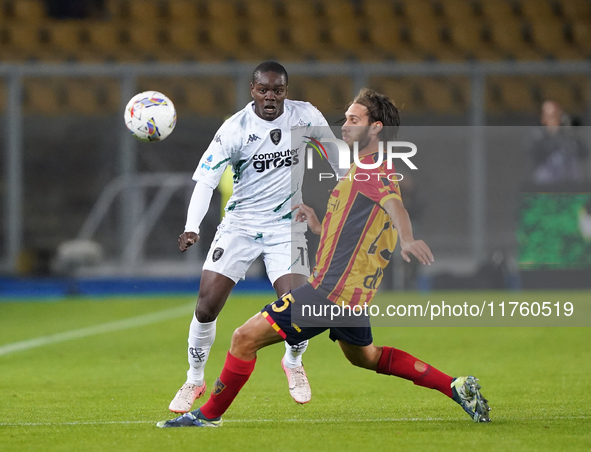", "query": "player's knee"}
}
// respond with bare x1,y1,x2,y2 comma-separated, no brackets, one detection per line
343,349,378,370
195,304,217,323
195,291,223,322
231,325,257,354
